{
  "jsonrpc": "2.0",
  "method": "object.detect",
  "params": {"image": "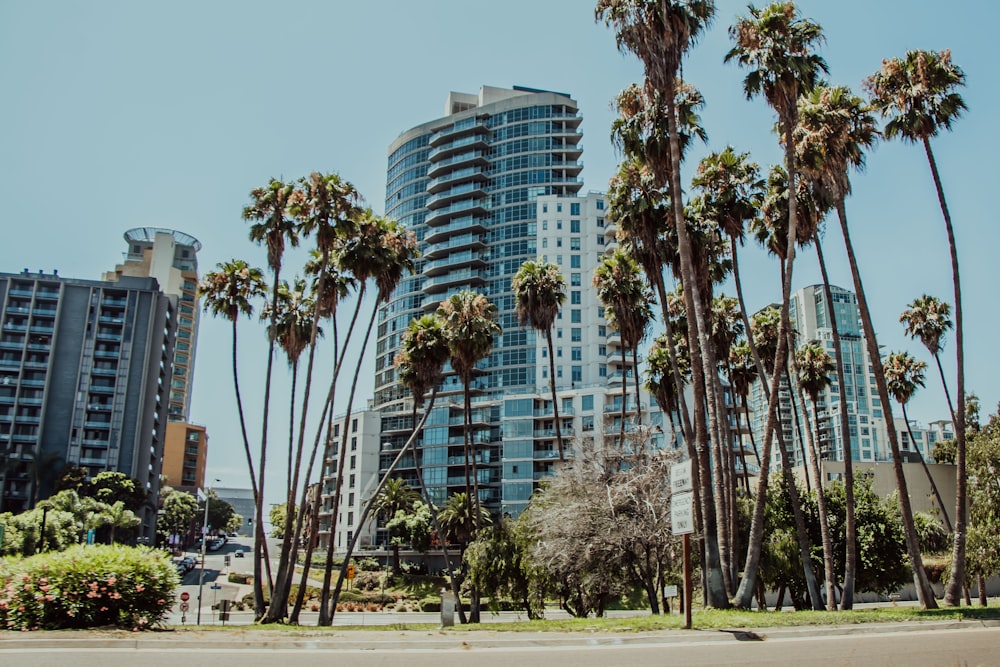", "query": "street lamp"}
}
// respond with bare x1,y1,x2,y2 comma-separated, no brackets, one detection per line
196,478,220,625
